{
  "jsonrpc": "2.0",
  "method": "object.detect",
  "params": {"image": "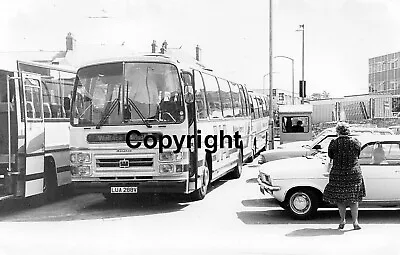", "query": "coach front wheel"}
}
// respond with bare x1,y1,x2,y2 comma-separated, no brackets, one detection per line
190,163,211,201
